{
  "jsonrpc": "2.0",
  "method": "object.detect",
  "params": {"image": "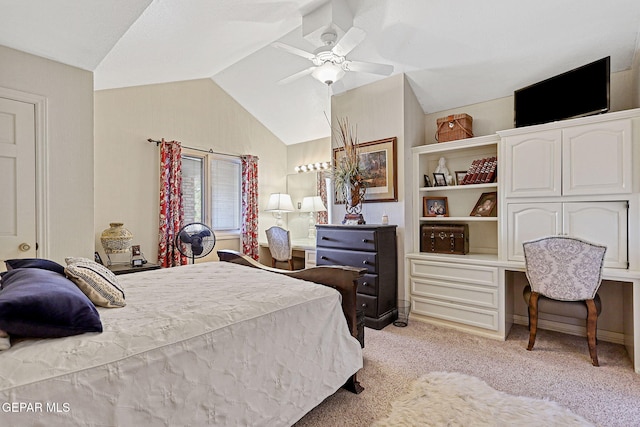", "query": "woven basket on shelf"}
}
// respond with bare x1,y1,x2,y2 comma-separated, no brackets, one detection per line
435,114,473,142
